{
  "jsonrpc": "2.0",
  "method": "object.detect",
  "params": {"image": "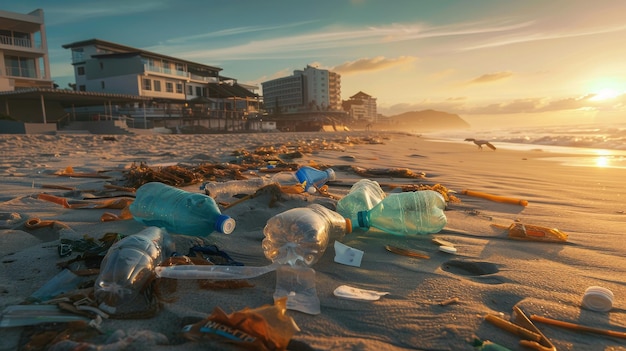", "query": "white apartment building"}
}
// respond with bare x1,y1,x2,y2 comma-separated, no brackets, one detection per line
262,65,341,114
0,8,53,91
